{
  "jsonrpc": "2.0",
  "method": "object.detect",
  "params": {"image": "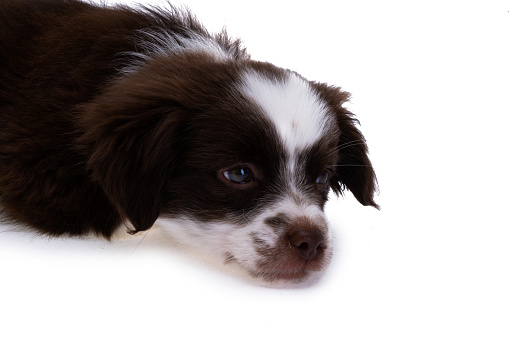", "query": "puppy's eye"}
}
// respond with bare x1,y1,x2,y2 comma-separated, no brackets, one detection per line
316,170,329,185
223,167,254,184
